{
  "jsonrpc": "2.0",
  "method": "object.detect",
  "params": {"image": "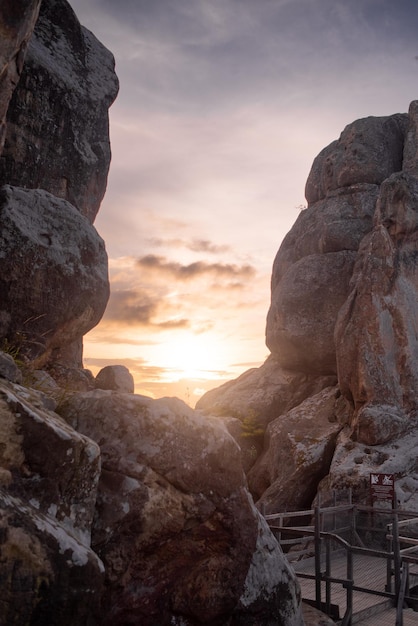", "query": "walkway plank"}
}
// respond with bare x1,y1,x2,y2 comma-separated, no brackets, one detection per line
294,552,394,620
293,551,418,624
355,607,418,625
